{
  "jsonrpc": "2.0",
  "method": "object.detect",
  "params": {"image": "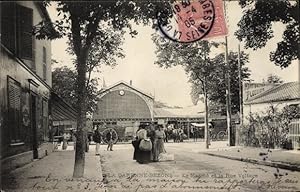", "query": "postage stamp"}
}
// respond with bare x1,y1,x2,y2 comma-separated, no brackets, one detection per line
157,0,216,43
